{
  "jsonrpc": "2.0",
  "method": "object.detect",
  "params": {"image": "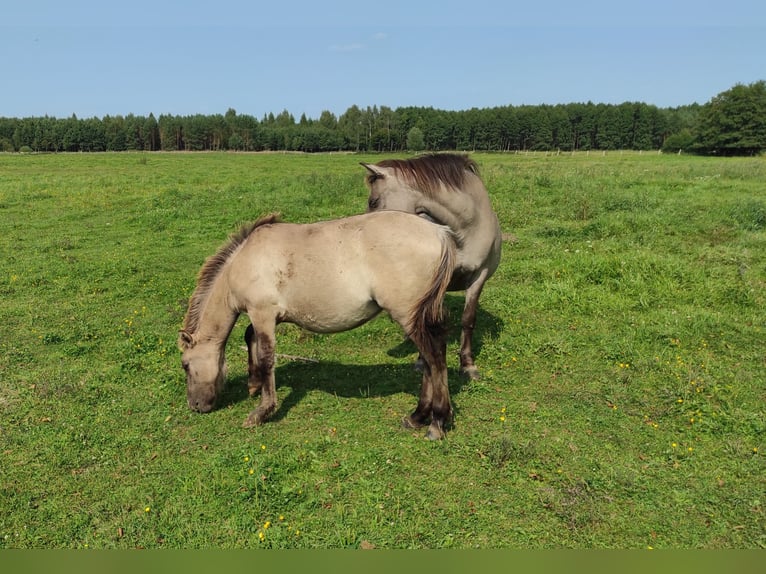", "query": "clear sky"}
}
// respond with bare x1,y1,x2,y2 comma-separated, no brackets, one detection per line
2,1,765,120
